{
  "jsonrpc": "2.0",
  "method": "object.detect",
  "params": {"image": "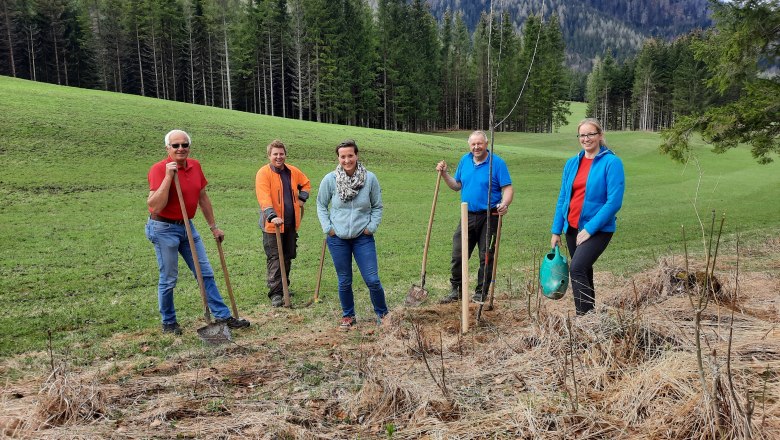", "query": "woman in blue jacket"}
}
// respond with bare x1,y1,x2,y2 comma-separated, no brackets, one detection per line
317,140,388,330
550,118,625,315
